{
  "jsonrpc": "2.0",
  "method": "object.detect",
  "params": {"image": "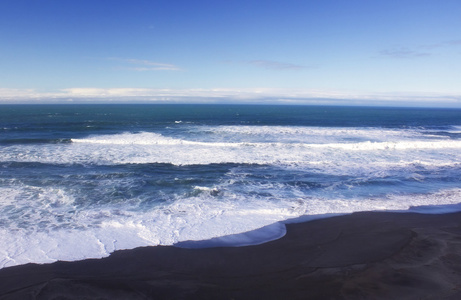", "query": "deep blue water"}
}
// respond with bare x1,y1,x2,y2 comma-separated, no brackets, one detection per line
1,104,461,267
